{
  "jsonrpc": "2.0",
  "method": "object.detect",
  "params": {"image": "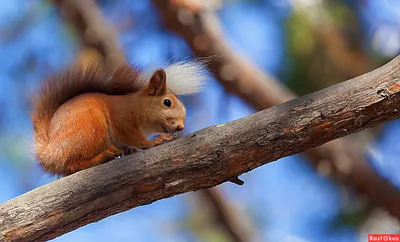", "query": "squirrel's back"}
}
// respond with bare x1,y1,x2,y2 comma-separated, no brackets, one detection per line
31,66,140,172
